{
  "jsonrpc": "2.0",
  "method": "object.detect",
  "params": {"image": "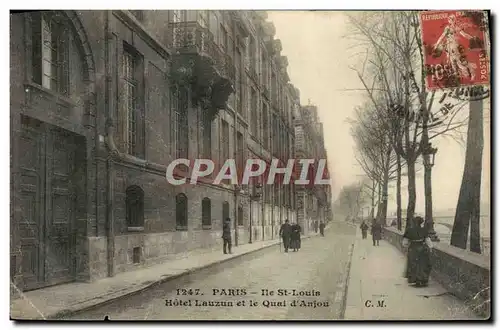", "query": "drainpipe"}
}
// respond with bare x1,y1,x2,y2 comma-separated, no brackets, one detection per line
103,11,150,277
104,11,115,278
233,108,239,246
